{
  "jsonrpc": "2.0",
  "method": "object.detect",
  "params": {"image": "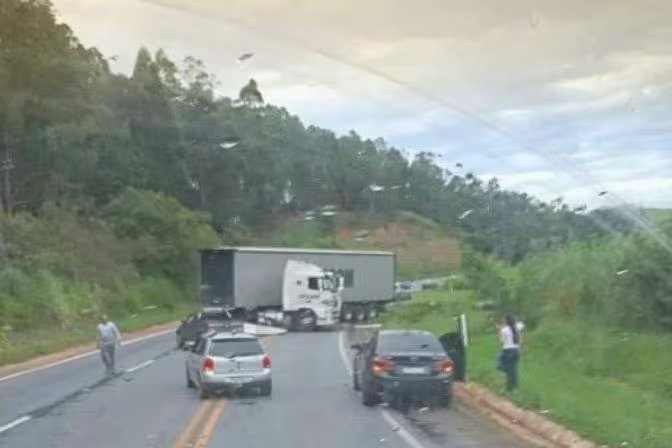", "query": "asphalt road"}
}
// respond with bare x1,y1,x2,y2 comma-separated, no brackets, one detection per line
0,326,532,448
